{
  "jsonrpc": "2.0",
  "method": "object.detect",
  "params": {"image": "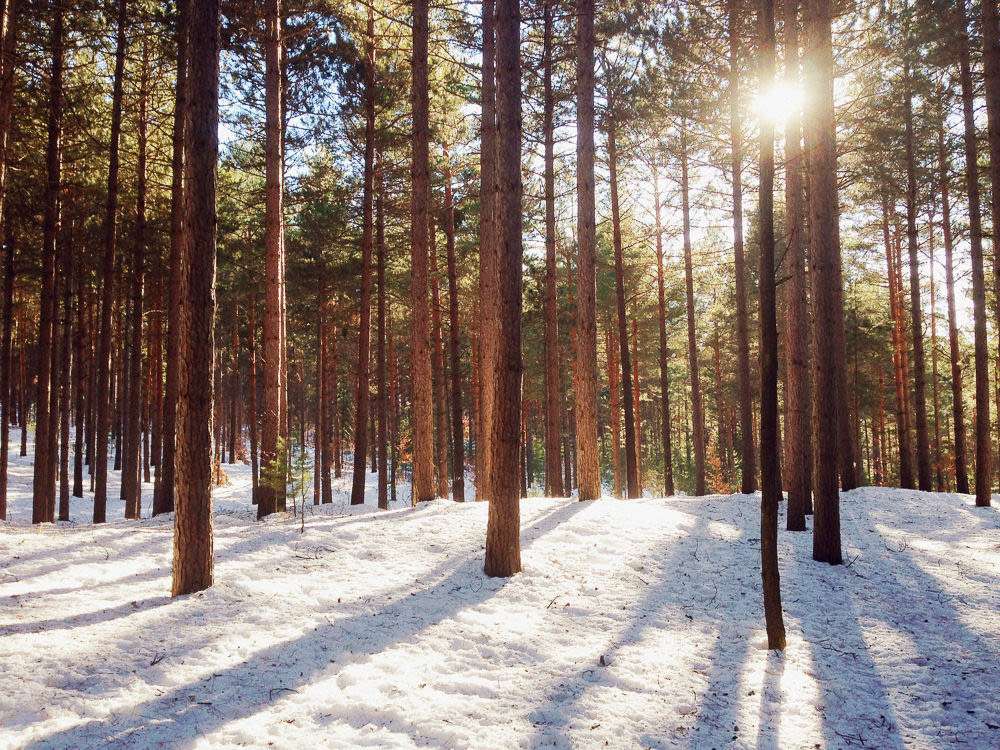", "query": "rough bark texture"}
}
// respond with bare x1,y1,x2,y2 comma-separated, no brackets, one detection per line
484,0,521,577
259,0,287,518
983,0,1000,498
172,0,218,597
680,122,706,497
757,0,786,650
883,201,914,489
607,323,622,497
410,0,435,503
607,118,638,498
957,0,992,507
572,0,600,501
431,220,449,498
728,0,757,494
783,0,810,531
376,157,389,509
804,0,842,564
